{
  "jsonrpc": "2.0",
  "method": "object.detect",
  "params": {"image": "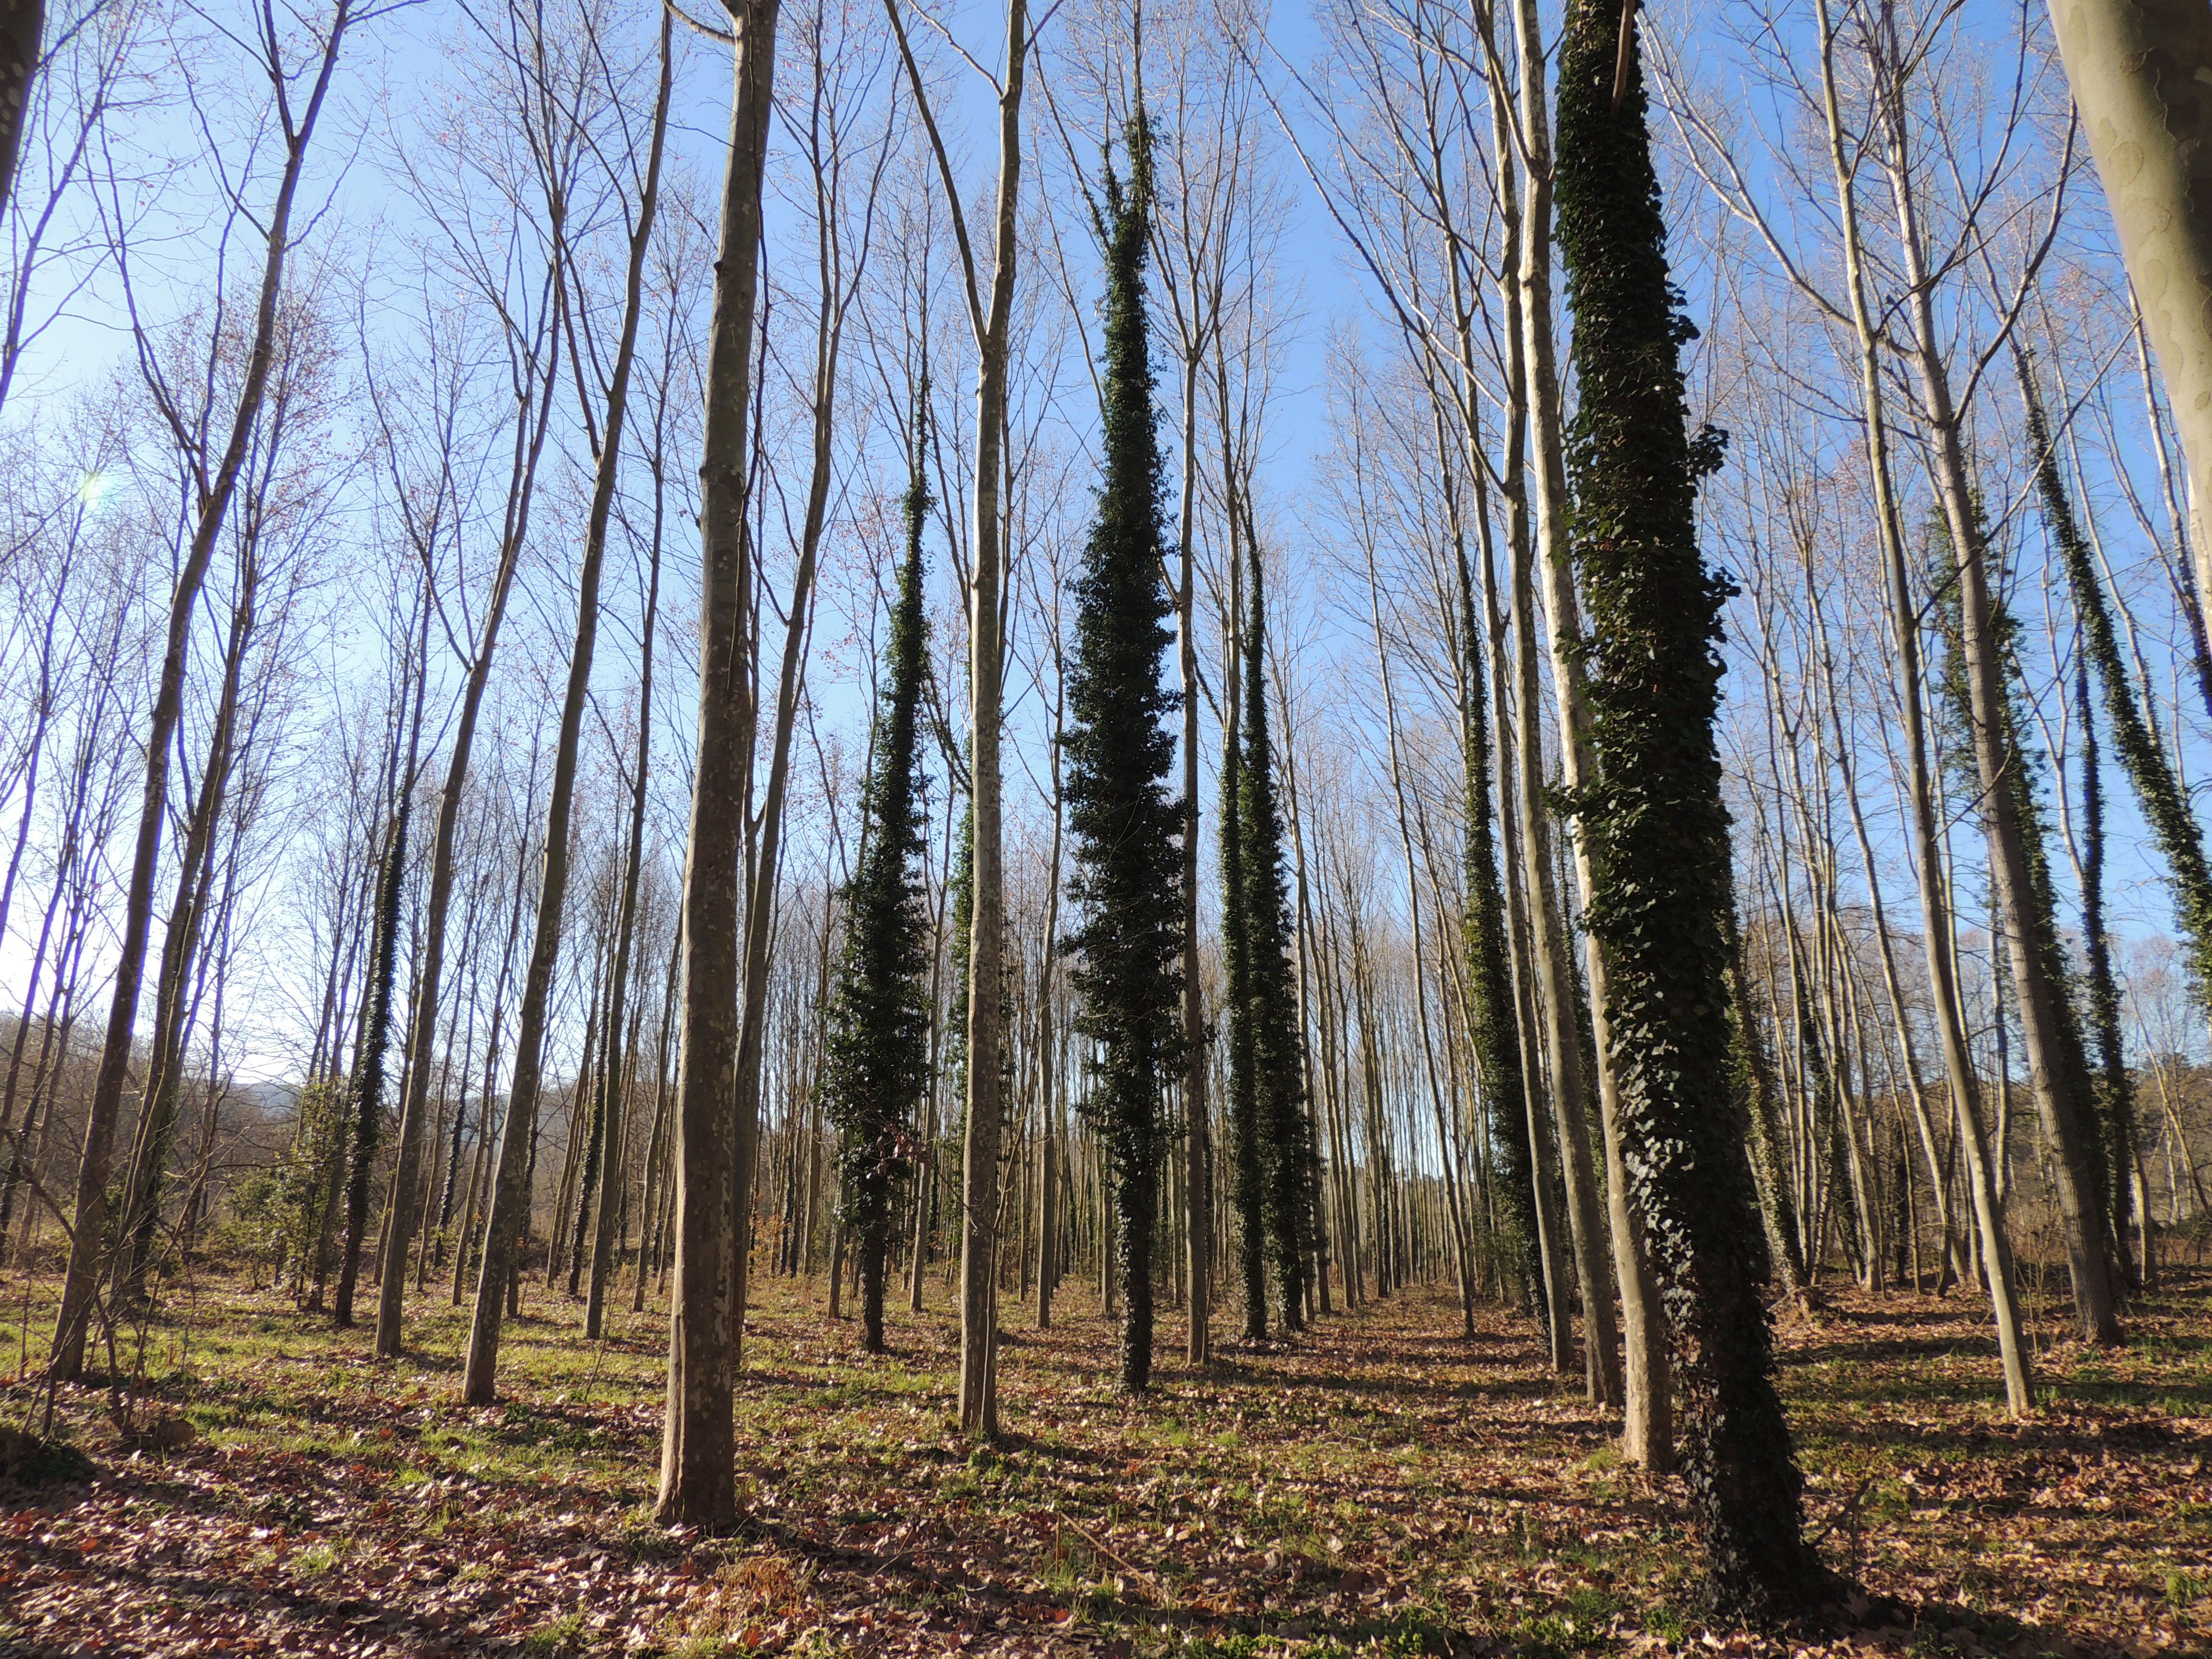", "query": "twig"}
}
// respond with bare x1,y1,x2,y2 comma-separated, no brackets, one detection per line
1807,1475,1875,1547
1058,1513,1163,1595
